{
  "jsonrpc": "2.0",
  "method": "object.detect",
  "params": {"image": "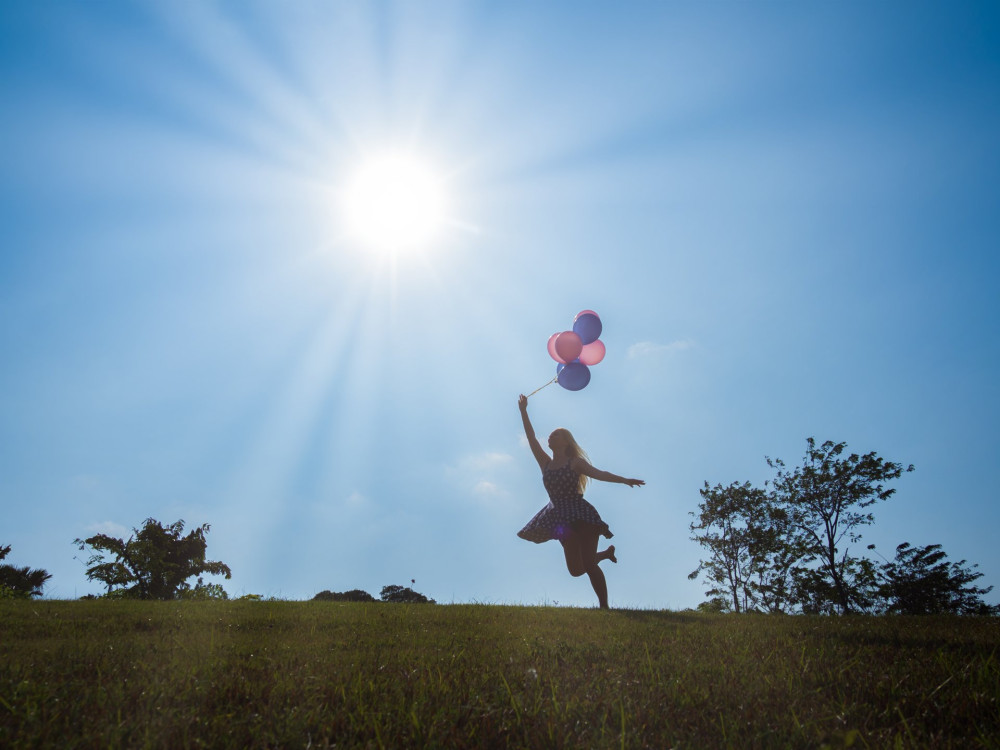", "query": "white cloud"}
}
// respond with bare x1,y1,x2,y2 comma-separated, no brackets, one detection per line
446,451,515,477
473,480,502,497
446,450,516,500
627,339,695,358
